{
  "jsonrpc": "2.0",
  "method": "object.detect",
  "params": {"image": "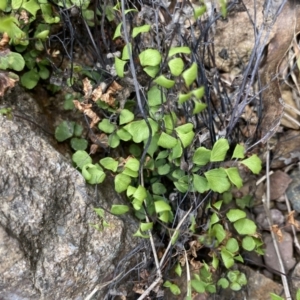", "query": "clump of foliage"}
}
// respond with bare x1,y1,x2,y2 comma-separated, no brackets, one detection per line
1,0,265,297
